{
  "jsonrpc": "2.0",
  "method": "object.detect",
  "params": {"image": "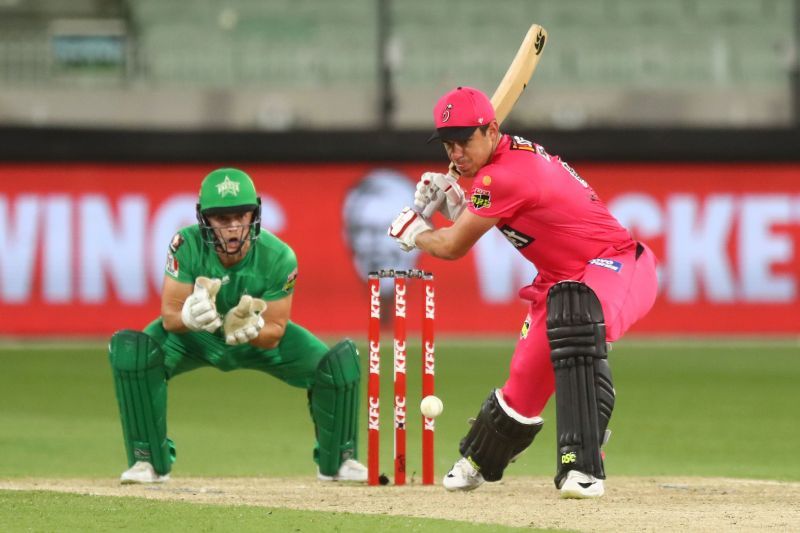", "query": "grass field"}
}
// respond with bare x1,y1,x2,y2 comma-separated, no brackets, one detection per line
1,338,798,530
